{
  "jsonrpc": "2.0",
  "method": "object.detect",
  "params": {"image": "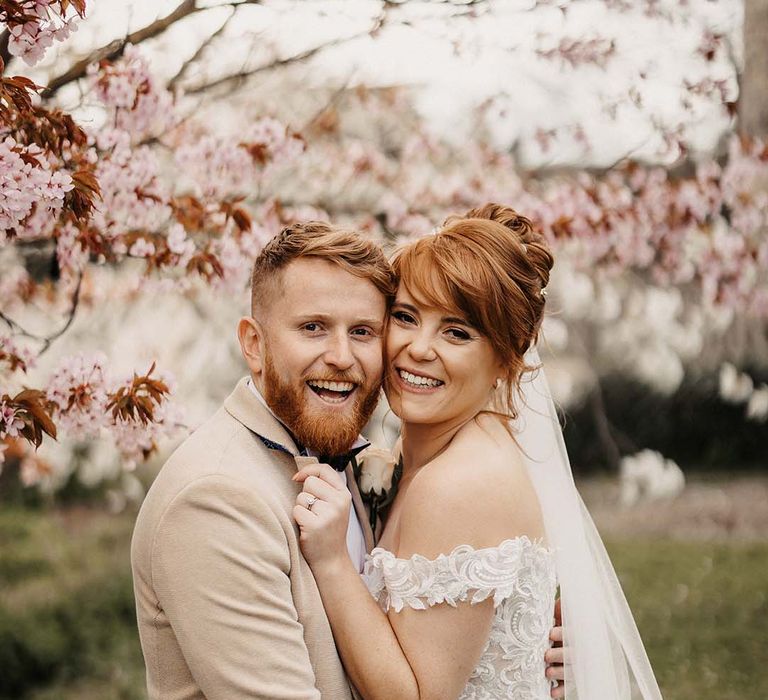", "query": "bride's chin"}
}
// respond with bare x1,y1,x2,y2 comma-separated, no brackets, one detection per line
395,402,442,425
